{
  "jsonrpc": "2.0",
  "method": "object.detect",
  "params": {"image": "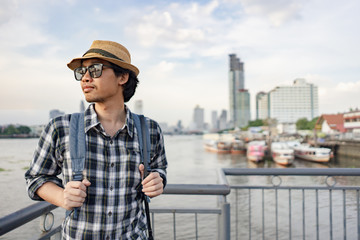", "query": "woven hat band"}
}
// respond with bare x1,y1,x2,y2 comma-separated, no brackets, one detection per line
83,48,124,62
